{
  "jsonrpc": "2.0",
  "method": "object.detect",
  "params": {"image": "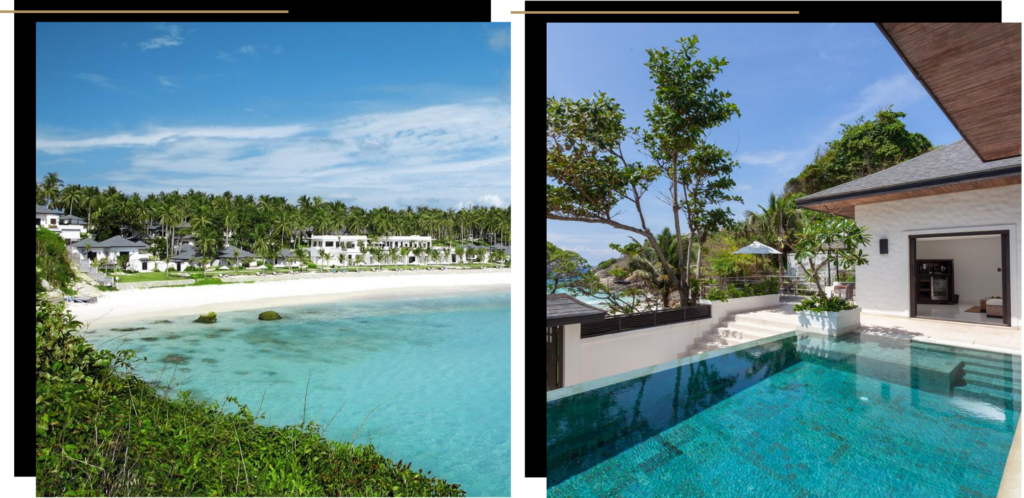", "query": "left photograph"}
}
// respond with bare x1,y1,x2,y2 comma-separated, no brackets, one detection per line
34,22,511,497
